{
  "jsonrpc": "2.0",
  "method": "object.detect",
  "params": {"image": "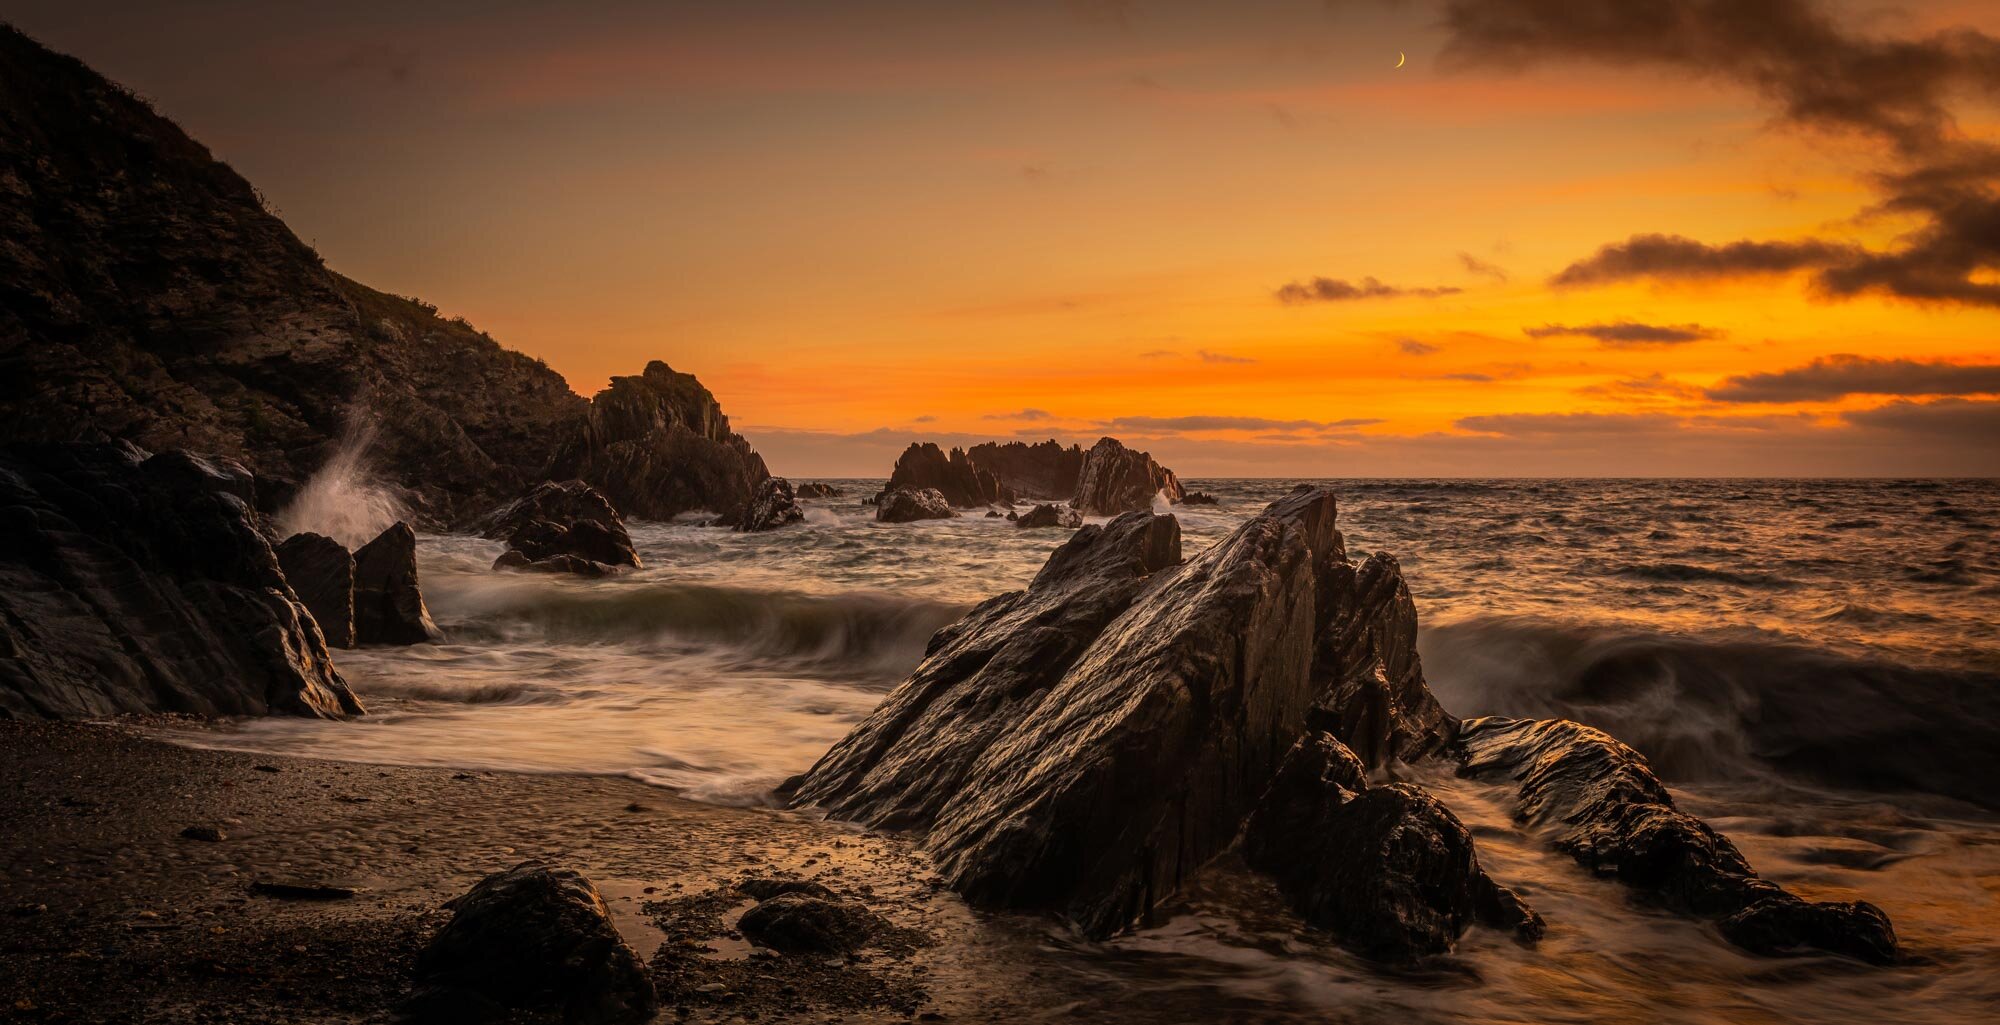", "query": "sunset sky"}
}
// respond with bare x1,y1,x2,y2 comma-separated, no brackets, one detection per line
12,0,1999,475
